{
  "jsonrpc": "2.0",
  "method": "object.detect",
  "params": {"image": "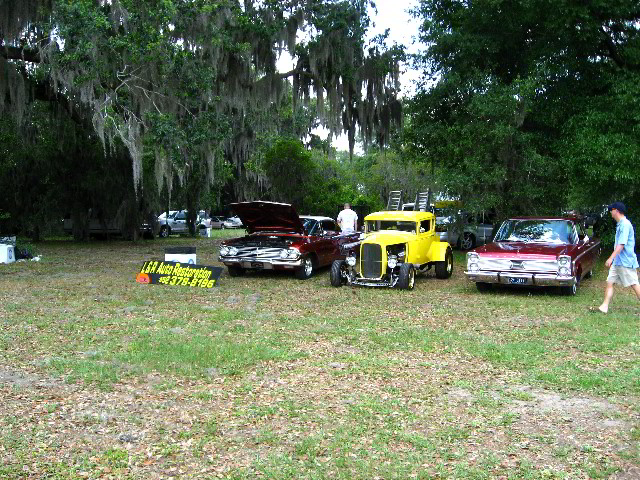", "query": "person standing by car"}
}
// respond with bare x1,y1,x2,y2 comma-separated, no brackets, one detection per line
594,202,640,313
337,203,358,233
